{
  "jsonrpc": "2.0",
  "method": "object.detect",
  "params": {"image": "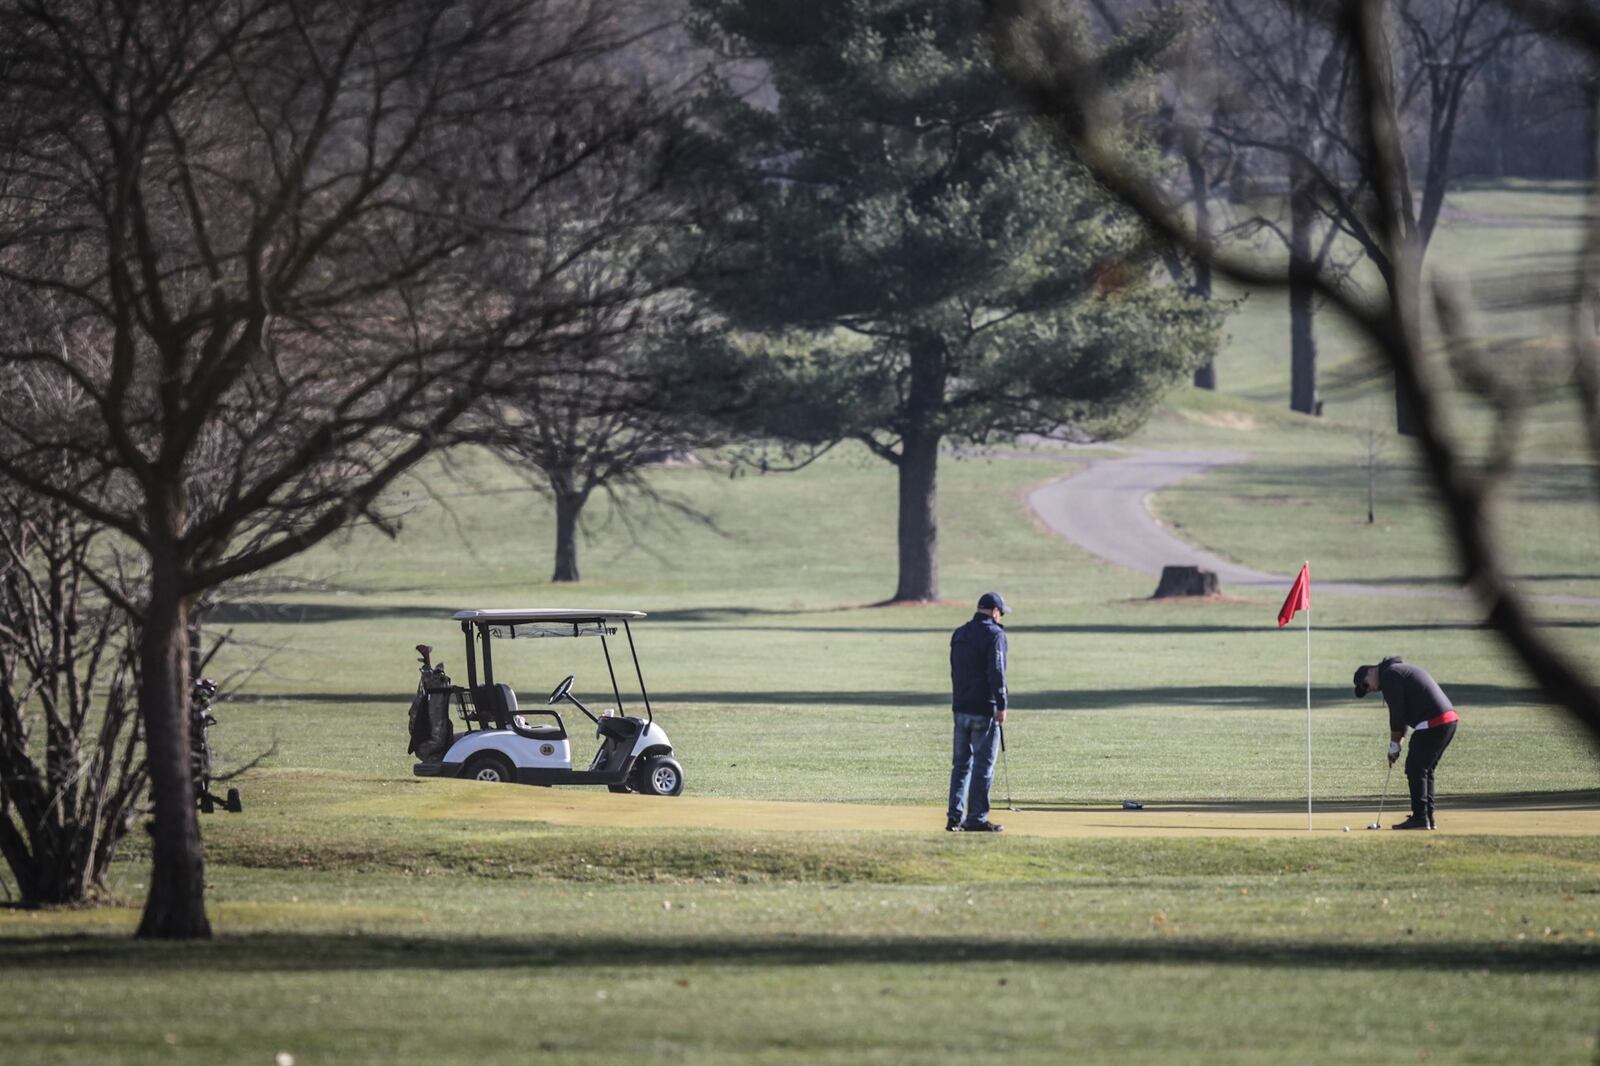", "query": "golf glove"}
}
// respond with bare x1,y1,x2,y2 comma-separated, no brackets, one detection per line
1387,740,1401,764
